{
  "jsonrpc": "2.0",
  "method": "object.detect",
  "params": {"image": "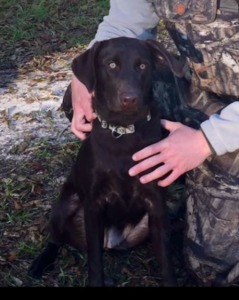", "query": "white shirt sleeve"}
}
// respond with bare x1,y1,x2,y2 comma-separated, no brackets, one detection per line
88,0,160,48
200,101,239,155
